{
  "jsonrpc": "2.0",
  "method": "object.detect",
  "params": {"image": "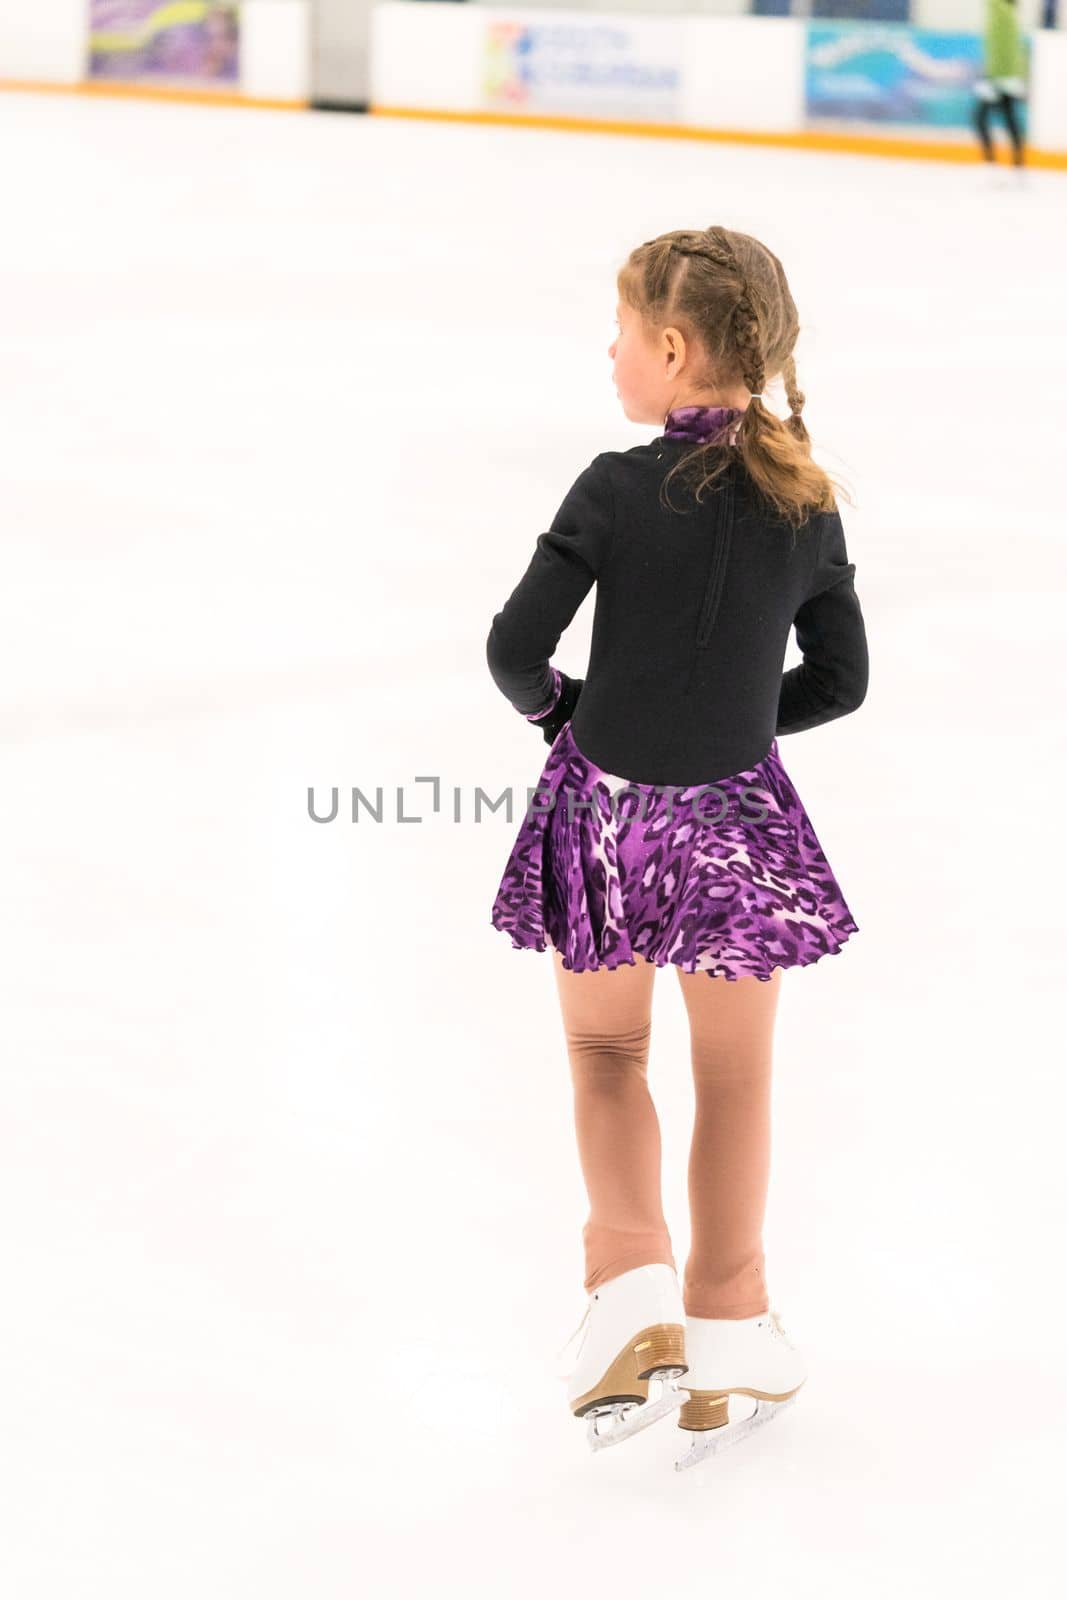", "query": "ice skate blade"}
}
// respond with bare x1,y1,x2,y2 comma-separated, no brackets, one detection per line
674,1395,796,1472
586,1375,689,1452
